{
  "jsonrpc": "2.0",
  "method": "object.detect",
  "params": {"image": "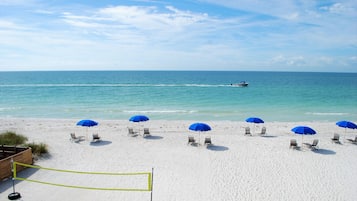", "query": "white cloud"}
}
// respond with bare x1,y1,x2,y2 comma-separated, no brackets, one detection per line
95,5,209,31
319,3,354,14
0,2,356,72
201,0,302,19
0,20,21,29
33,9,54,15
58,5,216,48
270,55,306,67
